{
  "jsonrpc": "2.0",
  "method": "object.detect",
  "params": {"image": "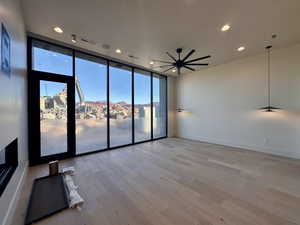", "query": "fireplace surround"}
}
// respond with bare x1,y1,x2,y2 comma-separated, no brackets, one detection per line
0,138,18,197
